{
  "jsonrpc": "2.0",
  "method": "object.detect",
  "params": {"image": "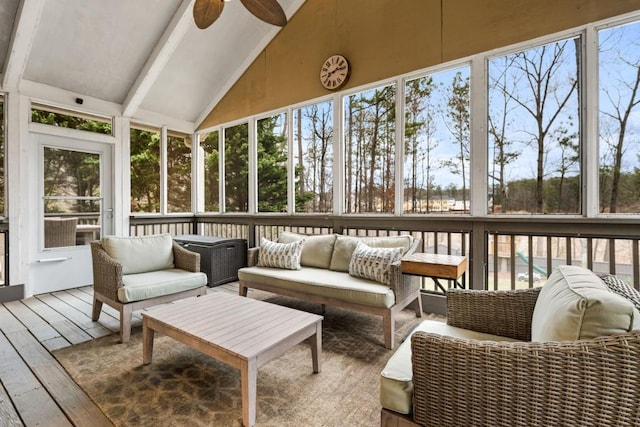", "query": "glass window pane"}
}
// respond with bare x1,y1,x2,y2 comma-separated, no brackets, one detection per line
130,125,160,213
293,101,333,213
31,103,113,135
598,20,640,214
224,123,249,212
344,84,396,213
167,133,192,213
200,131,220,212
488,37,581,214
257,113,288,213
43,147,101,248
403,66,471,213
